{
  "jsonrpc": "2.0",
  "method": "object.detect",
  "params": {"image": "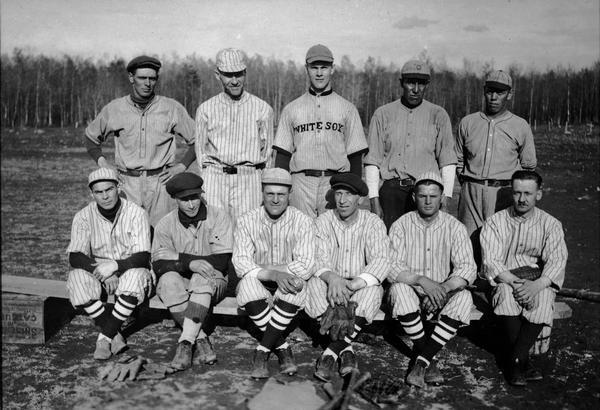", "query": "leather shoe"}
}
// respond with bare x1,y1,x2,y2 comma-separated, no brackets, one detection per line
405,359,427,388
314,354,336,382
251,349,271,379
274,346,297,376
424,360,444,384
170,341,193,371
339,350,358,376
194,337,217,365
